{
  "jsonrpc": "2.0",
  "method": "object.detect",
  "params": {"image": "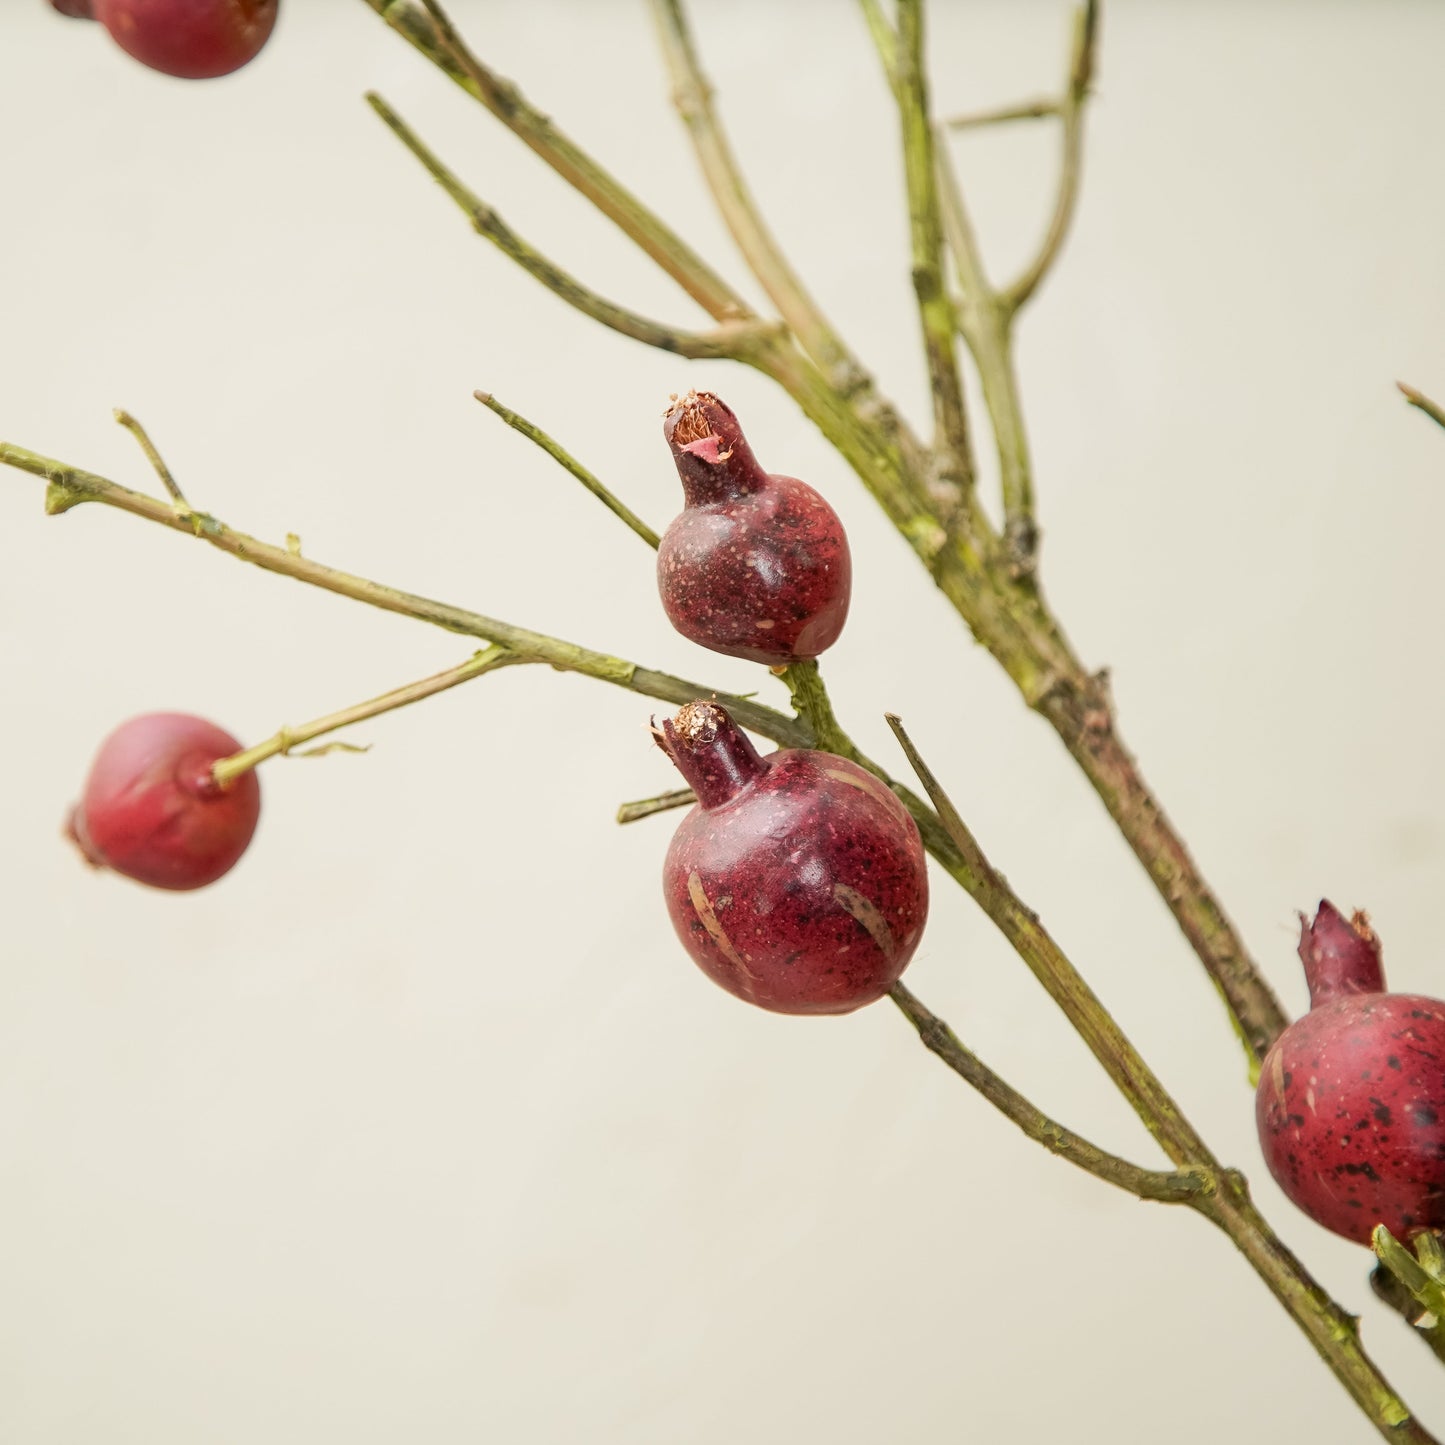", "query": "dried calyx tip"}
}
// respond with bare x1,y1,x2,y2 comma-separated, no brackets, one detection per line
670,700,723,745
665,390,718,446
